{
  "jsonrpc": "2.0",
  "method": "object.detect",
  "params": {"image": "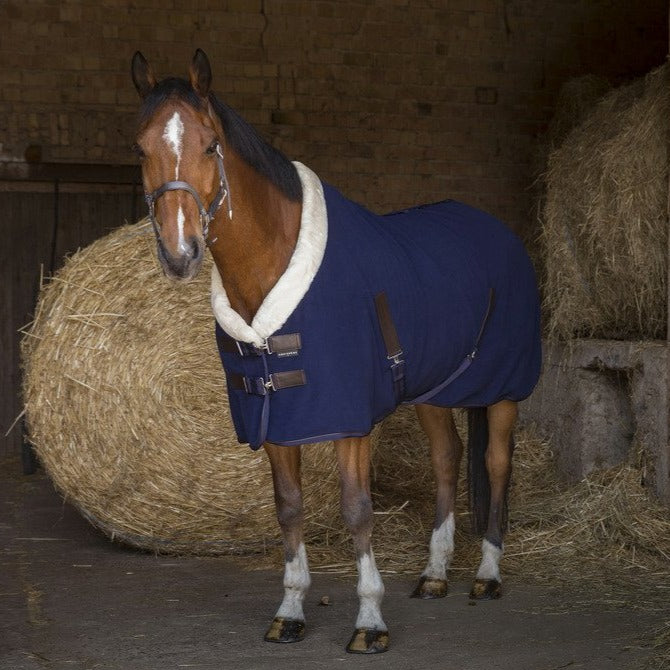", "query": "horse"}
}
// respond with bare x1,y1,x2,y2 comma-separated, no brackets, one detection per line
130,48,541,654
